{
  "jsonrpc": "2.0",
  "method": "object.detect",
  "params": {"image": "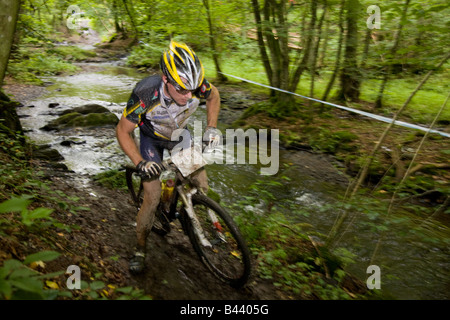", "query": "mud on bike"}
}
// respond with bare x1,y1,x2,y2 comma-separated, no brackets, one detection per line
125,145,251,288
